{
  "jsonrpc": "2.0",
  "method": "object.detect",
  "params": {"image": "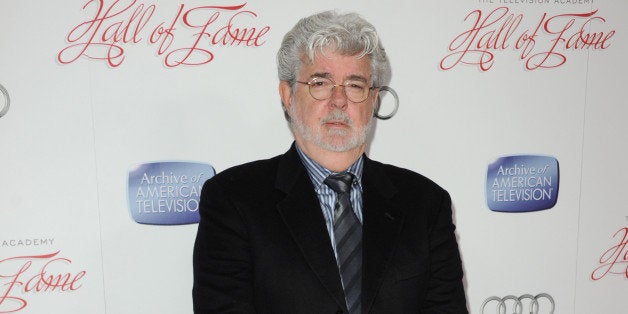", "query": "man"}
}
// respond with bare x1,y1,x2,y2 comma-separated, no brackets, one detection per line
193,10,467,313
